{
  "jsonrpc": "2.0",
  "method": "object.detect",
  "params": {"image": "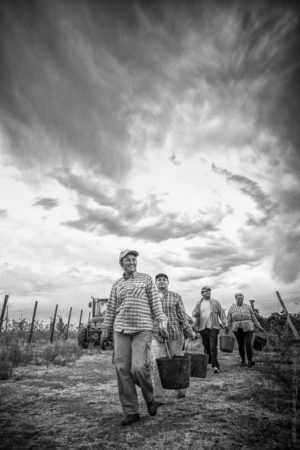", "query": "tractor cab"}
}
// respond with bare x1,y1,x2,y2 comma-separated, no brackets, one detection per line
89,297,108,317
78,296,113,349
